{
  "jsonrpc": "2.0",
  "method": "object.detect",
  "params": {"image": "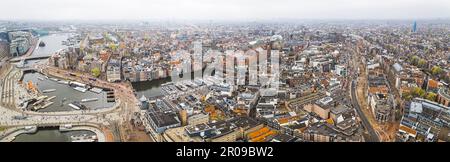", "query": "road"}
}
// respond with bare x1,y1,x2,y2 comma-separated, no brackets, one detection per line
351,80,380,142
